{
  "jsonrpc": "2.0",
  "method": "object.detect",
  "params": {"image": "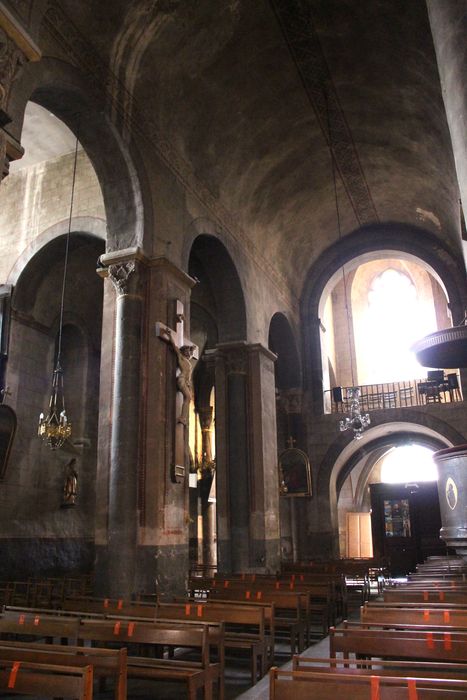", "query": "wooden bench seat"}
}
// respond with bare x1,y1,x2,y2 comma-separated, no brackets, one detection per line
194,576,335,631
361,603,467,627
0,614,80,643
384,588,467,604
330,625,467,664
78,618,223,700
62,596,158,618
0,659,93,699
204,588,307,654
269,667,467,699
0,640,126,700
156,600,270,683
293,655,467,679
